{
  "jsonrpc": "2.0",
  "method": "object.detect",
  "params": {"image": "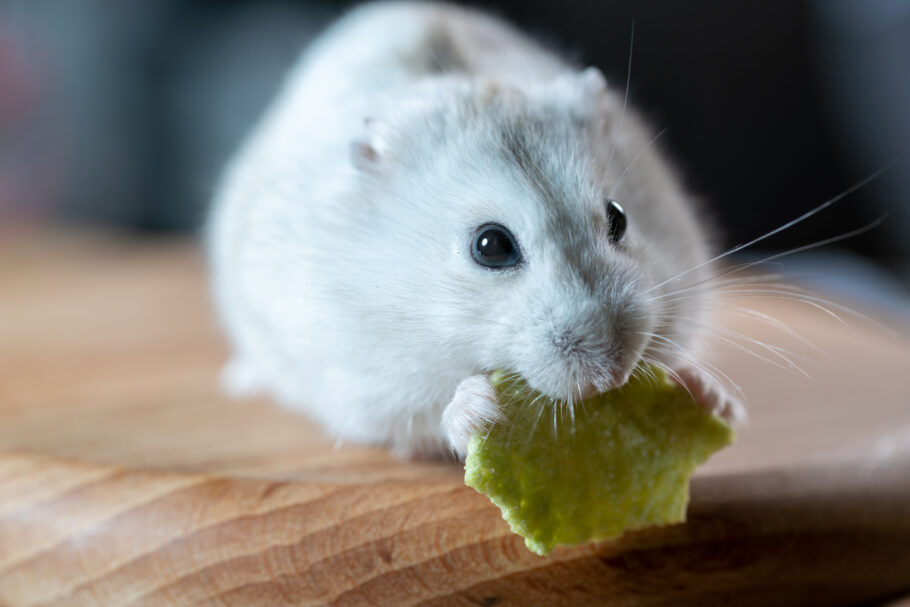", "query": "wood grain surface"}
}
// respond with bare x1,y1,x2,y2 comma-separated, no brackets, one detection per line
1,231,909,606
